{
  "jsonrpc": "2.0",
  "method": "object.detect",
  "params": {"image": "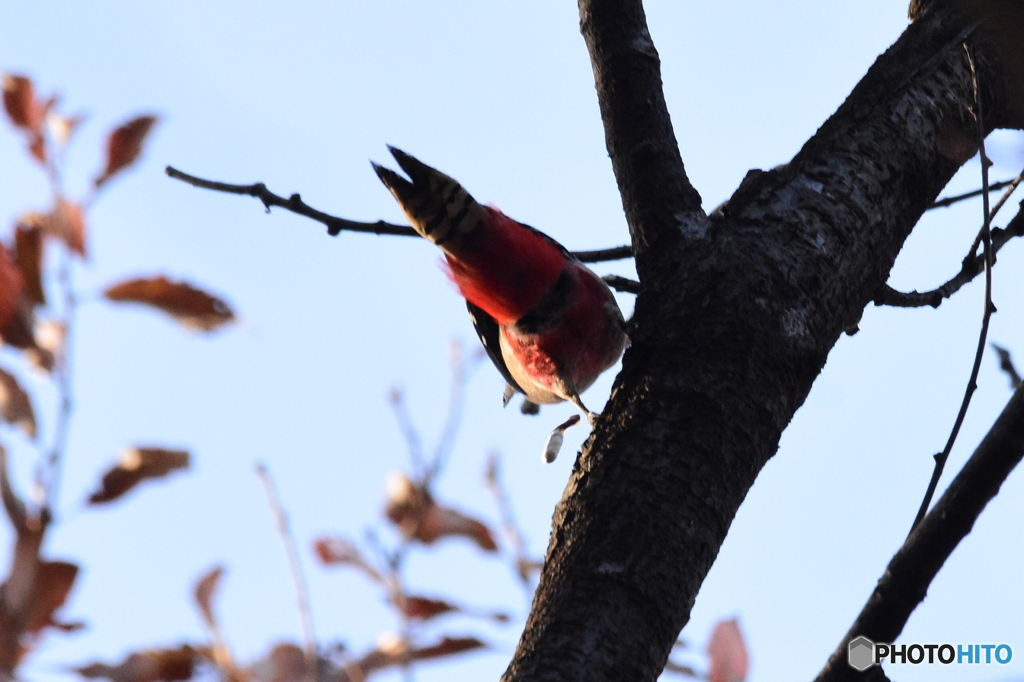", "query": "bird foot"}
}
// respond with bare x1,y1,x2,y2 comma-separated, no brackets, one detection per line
567,391,599,427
